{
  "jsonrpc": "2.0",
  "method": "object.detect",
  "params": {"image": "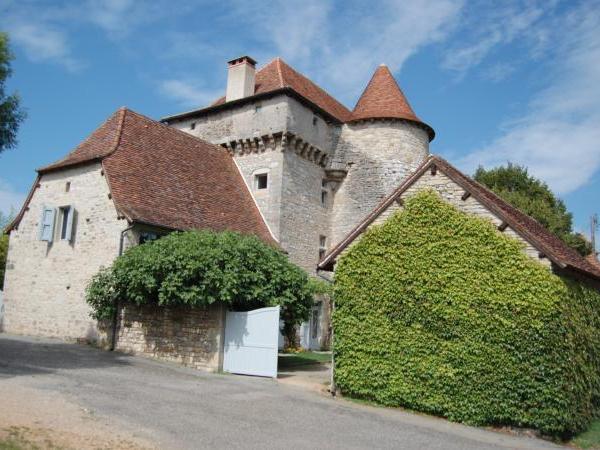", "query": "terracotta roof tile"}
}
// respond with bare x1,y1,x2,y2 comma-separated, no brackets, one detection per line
38,108,126,172
208,58,353,122
349,65,434,139
319,155,600,281
12,109,277,246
